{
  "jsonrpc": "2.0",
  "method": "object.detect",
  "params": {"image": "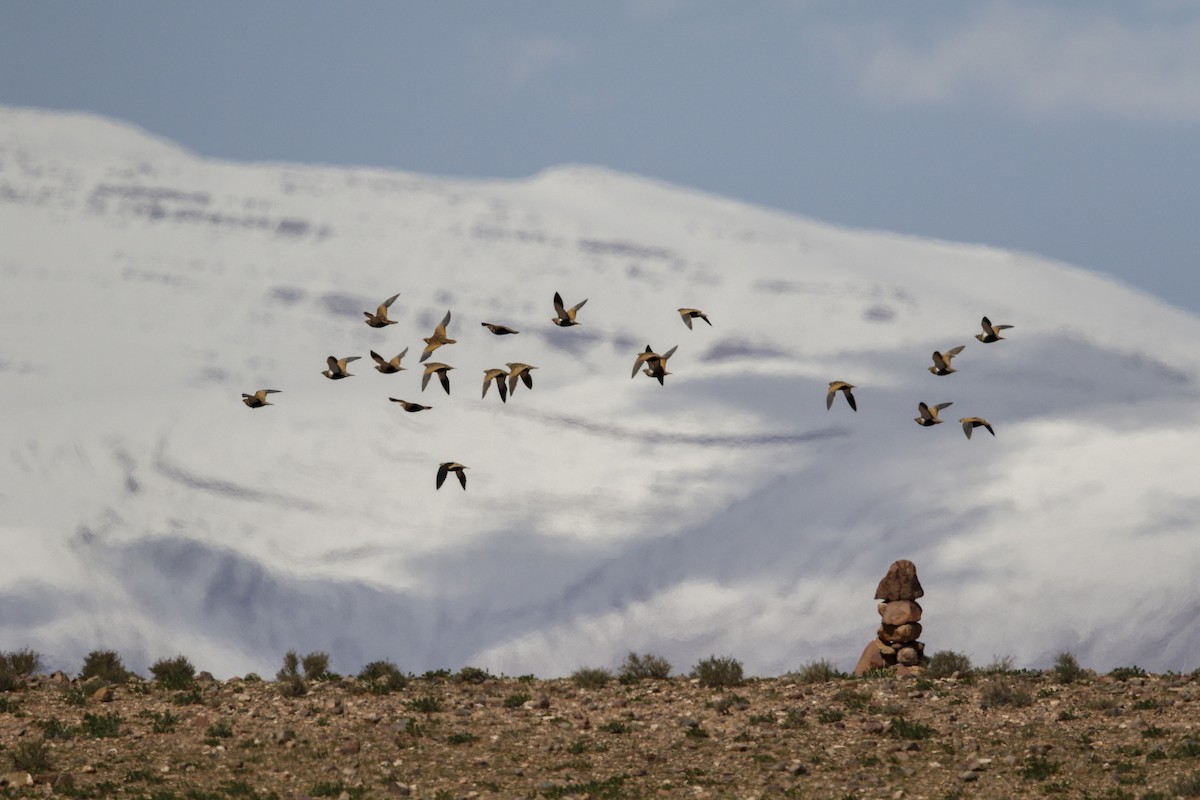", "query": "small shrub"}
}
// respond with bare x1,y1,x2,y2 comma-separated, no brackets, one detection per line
358,660,408,693
150,655,196,690
980,679,1033,709
276,651,308,697
981,654,1016,674
1051,652,1087,684
888,716,934,740
62,686,87,706
151,710,178,733
618,652,672,683
0,696,20,713
572,666,613,689
422,668,452,682
173,686,204,705
1172,772,1200,797
454,666,492,684
1109,665,1148,682
40,717,76,740
599,720,629,734
80,649,134,684
3,648,43,676
710,693,749,714
301,651,332,681
10,739,53,772
1175,740,1200,759
408,695,444,714
926,650,973,679
691,655,744,688
446,731,479,745
81,711,121,738
205,720,234,739
817,708,844,724
1021,756,1061,781
504,692,531,709
0,666,19,693
791,659,847,684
